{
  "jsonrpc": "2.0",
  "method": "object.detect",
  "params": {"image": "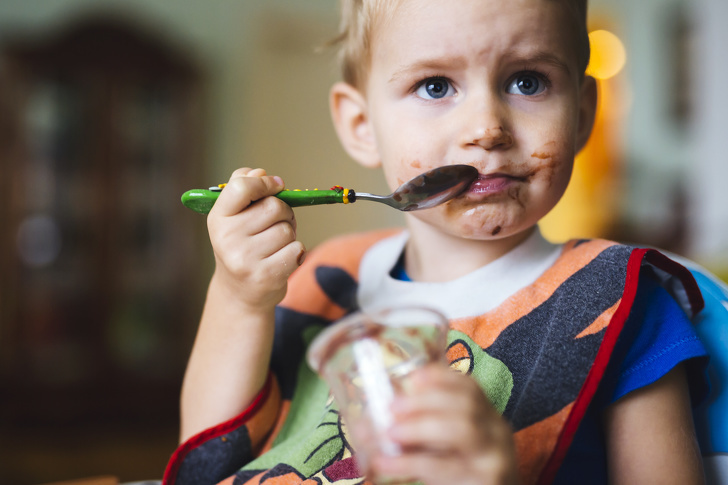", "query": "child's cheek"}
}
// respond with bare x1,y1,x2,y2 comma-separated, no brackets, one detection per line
528,140,574,190
391,161,427,189
530,140,559,160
